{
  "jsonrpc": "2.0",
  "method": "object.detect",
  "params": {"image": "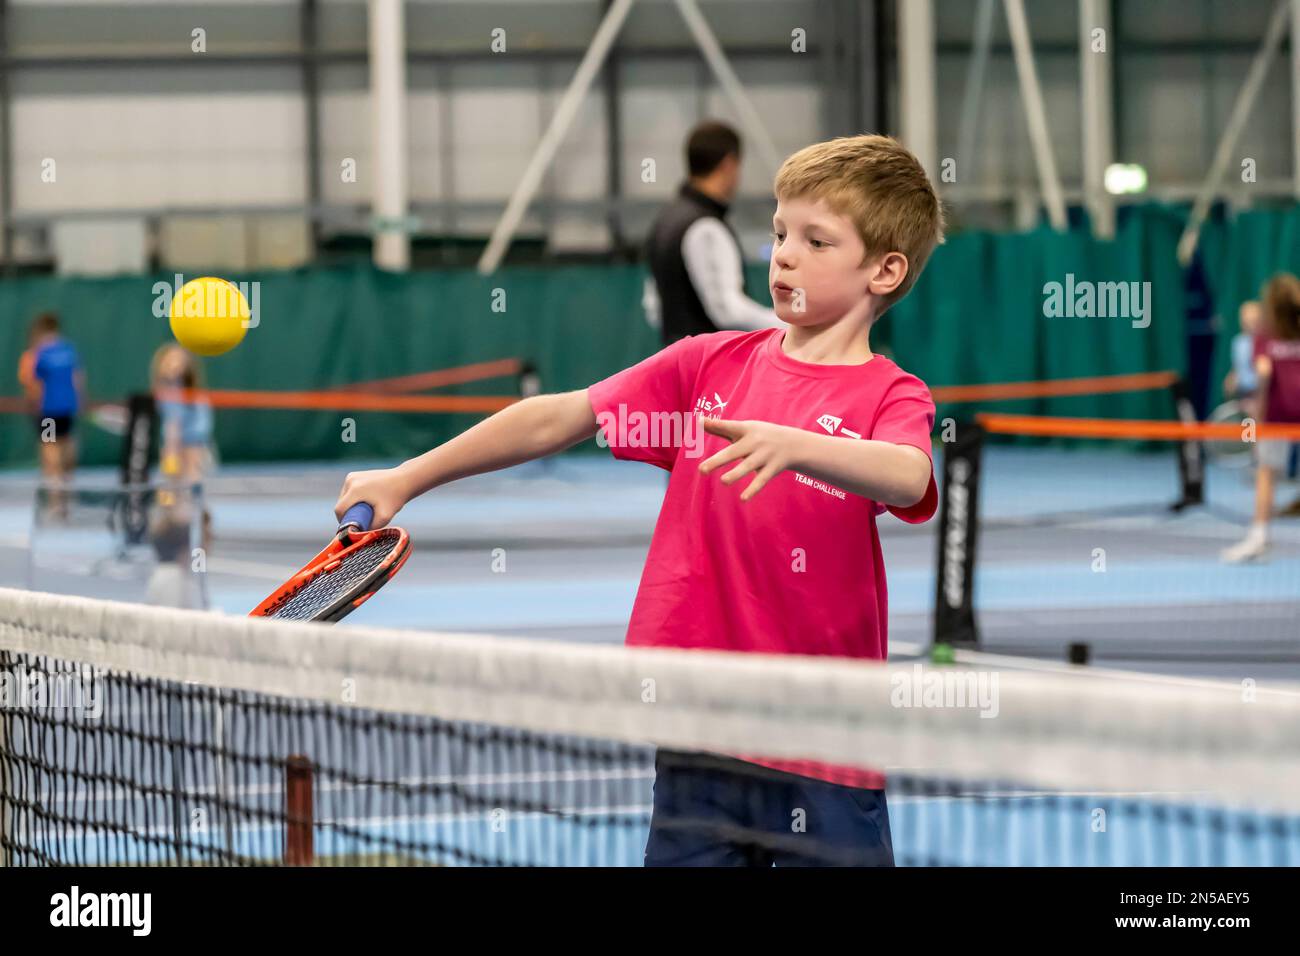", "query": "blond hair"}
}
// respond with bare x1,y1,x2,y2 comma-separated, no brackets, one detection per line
150,343,204,390
773,134,944,307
